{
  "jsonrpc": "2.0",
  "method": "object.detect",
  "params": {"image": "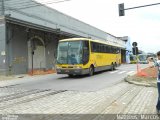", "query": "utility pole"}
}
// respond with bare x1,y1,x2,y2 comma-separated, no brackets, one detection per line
0,0,5,15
